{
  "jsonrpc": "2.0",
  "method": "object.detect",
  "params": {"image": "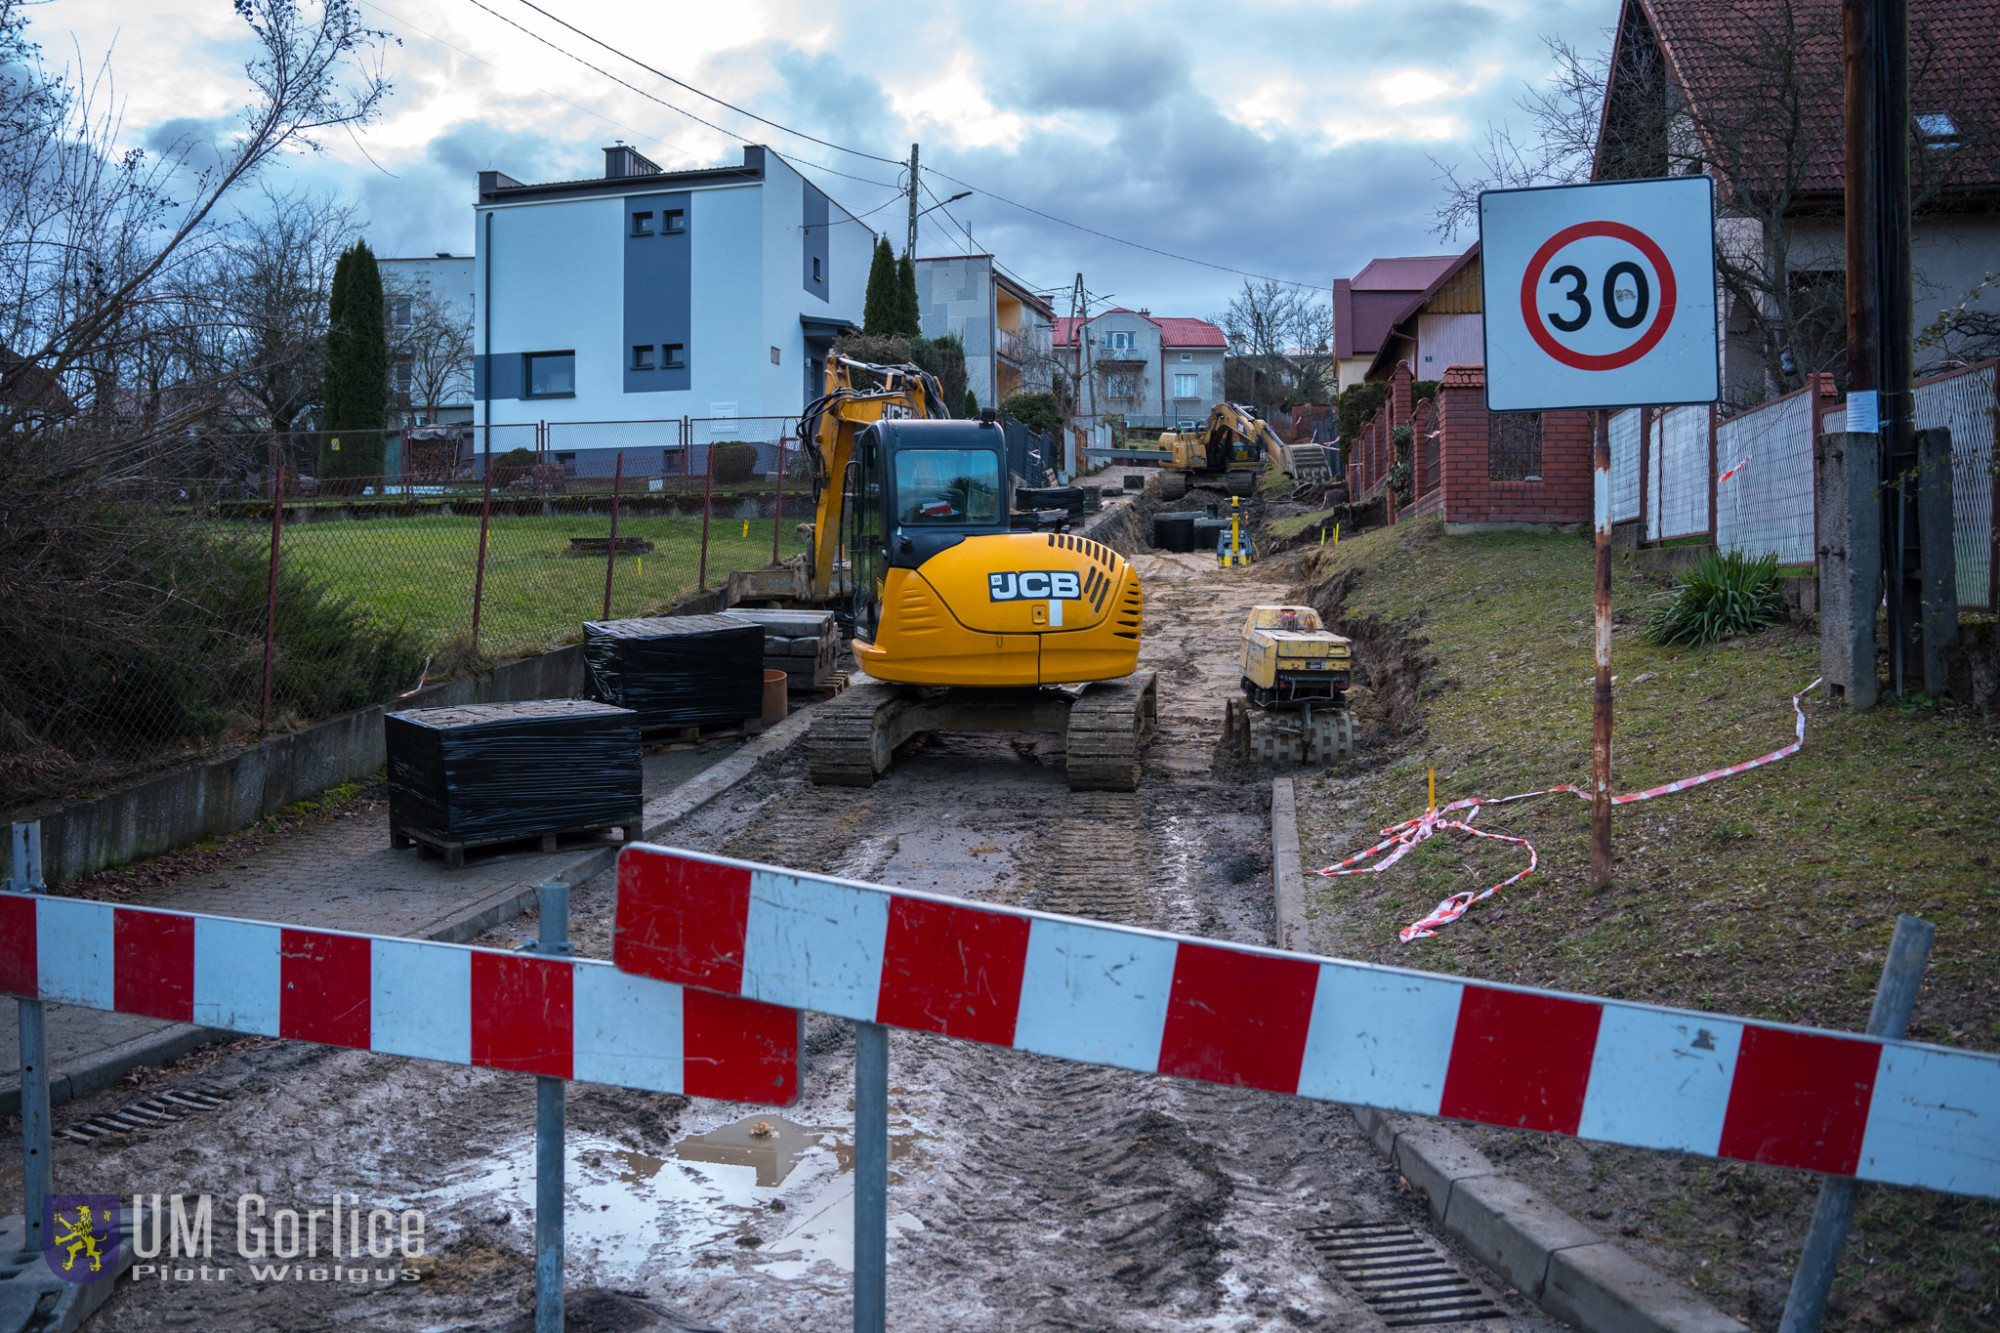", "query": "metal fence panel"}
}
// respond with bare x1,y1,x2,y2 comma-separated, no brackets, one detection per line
1716,390,1816,566
1609,409,1641,523
1657,405,1709,540
1913,363,1996,610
